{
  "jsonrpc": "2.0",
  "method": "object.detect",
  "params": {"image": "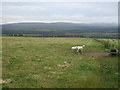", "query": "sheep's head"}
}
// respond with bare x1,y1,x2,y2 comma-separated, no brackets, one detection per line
83,45,85,47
